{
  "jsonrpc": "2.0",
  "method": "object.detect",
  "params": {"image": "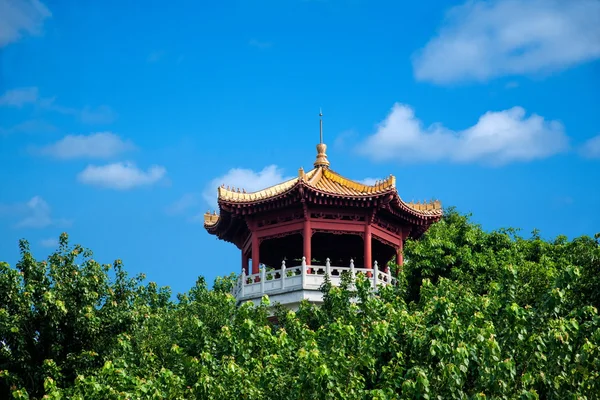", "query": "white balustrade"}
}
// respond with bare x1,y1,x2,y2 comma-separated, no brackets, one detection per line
231,258,400,302
281,260,286,290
